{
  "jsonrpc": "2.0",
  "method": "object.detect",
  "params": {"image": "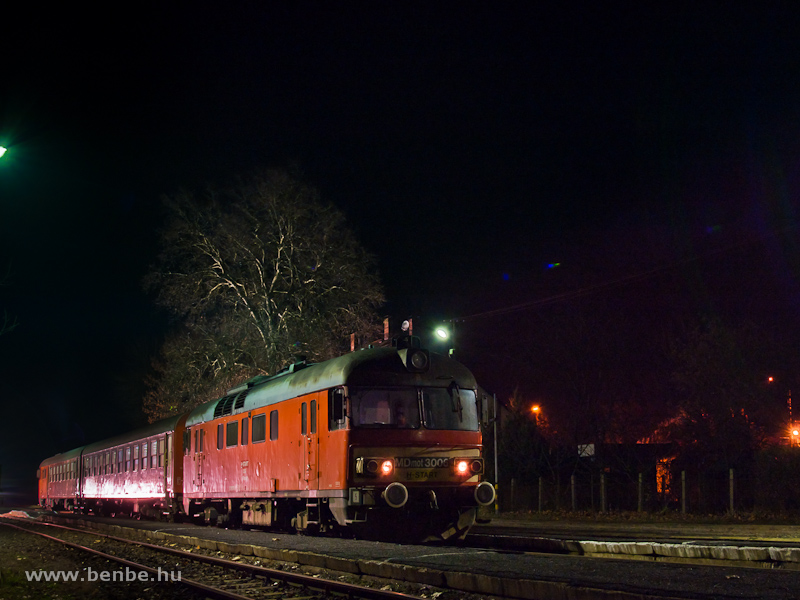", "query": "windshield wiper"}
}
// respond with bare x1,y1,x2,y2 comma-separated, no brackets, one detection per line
448,382,463,422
